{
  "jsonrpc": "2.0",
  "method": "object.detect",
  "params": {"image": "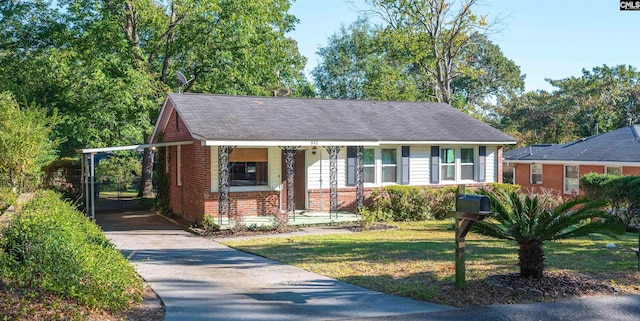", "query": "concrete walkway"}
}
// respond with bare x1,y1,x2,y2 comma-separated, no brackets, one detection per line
96,210,453,321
